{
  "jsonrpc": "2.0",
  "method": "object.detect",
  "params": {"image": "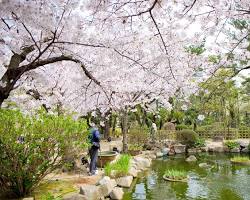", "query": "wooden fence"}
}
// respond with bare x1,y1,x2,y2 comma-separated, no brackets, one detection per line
156,129,250,140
